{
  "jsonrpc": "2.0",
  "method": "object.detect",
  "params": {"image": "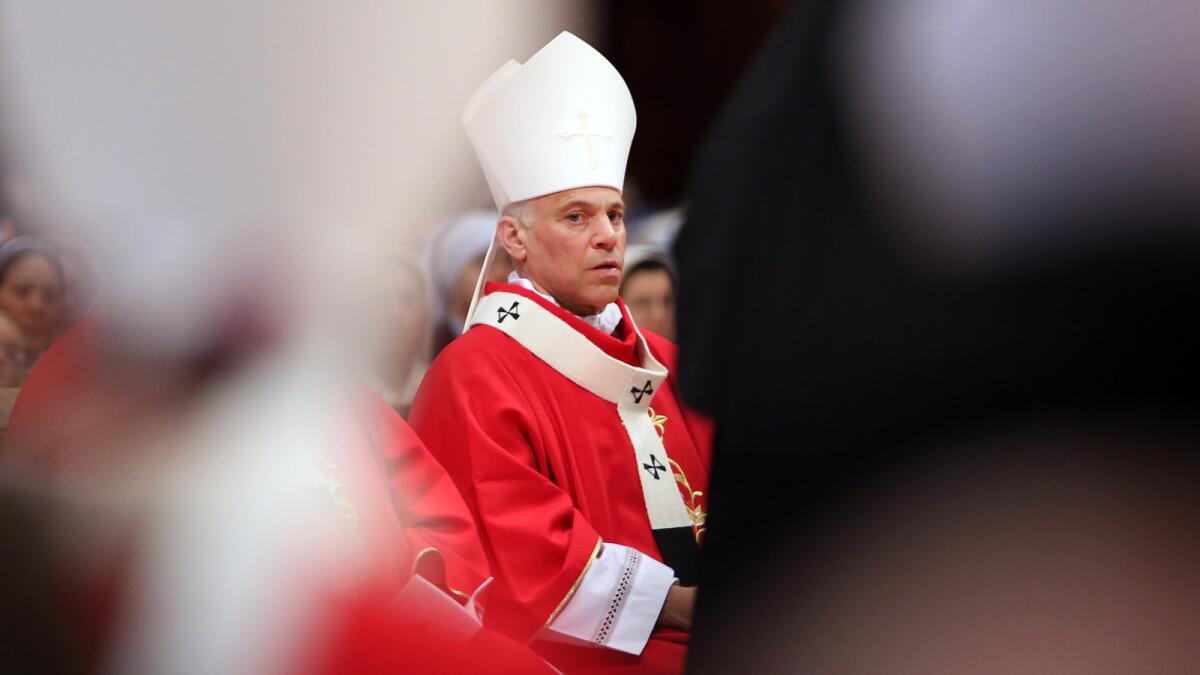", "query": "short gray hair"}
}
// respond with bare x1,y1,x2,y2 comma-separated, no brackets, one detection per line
501,198,535,226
